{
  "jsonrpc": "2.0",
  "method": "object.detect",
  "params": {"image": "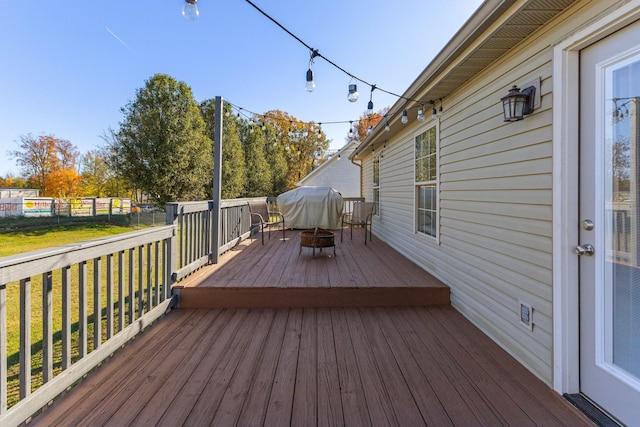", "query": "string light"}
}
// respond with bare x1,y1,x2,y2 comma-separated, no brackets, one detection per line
305,49,319,92
186,1,447,136
347,83,359,103
367,85,376,115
